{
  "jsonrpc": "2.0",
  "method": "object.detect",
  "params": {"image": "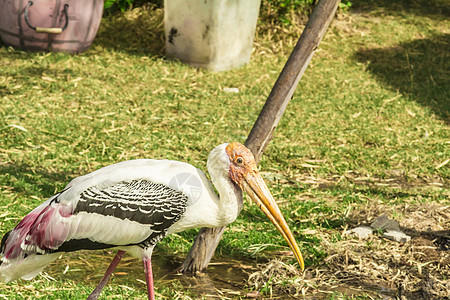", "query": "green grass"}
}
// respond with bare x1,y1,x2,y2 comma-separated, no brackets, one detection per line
1,0,449,299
